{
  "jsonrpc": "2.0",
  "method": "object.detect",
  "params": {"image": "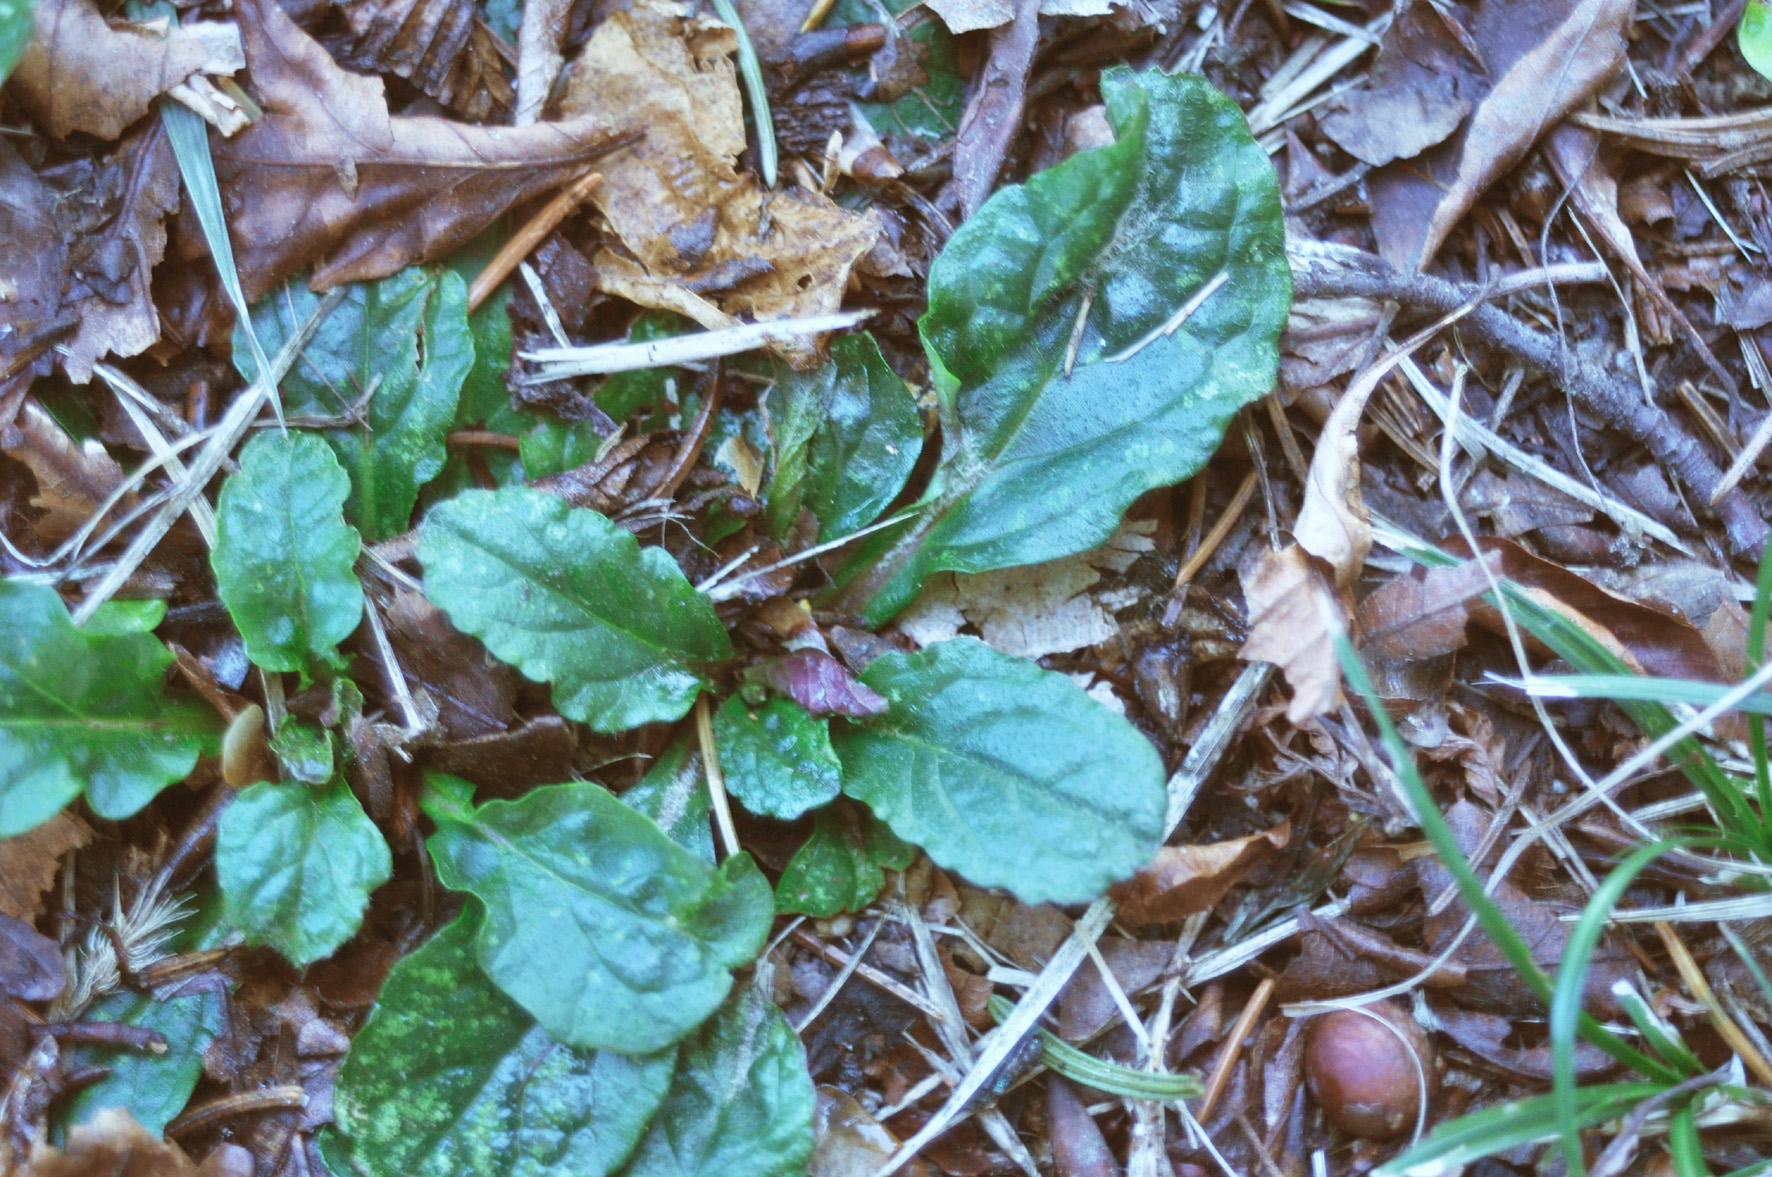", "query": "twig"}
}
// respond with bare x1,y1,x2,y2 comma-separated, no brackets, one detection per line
467,171,602,312
521,311,872,380
1196,976,1275,1122
693,694,740,860
1163,469,1259,623
1288,241,1769,556
1655,921,1772,1088
790,928,942,1018
646,361,722,502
